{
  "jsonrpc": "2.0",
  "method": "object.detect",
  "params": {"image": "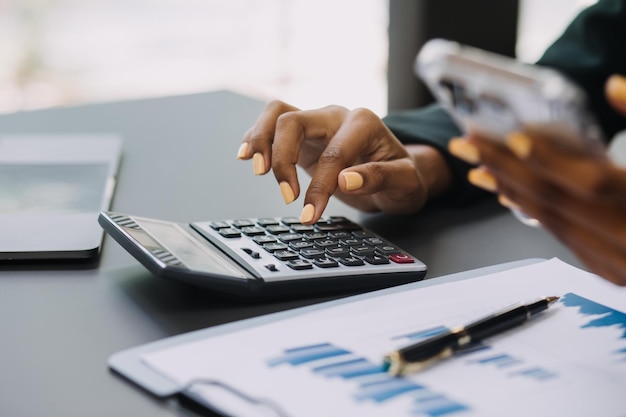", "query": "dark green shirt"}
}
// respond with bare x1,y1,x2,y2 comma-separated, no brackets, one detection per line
383,0,626,205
